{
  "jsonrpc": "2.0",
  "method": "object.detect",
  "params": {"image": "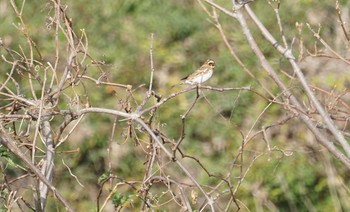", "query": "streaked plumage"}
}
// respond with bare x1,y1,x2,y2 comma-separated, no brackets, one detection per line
173,59,215,87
